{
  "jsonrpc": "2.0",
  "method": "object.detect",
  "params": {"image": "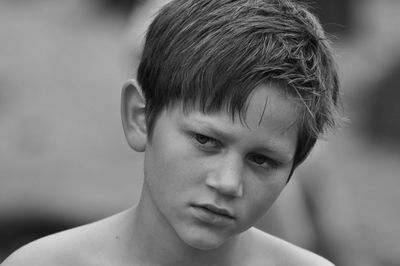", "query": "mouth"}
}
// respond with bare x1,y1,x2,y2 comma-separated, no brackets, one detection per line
196,204,235,219
190,203,235,225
